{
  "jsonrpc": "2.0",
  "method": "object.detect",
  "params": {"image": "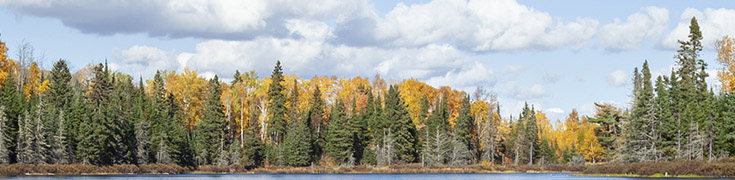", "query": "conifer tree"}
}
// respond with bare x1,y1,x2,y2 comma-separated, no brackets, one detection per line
195,76,226,165
453,95,475,164
52,111,69,164
133,78,151,164
308,86,325,161
326,99,353,165
0,106,9,164
267,61,287,146
422,94,450,166
385,85,417,164
2,75,24,163
243,106,264,167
